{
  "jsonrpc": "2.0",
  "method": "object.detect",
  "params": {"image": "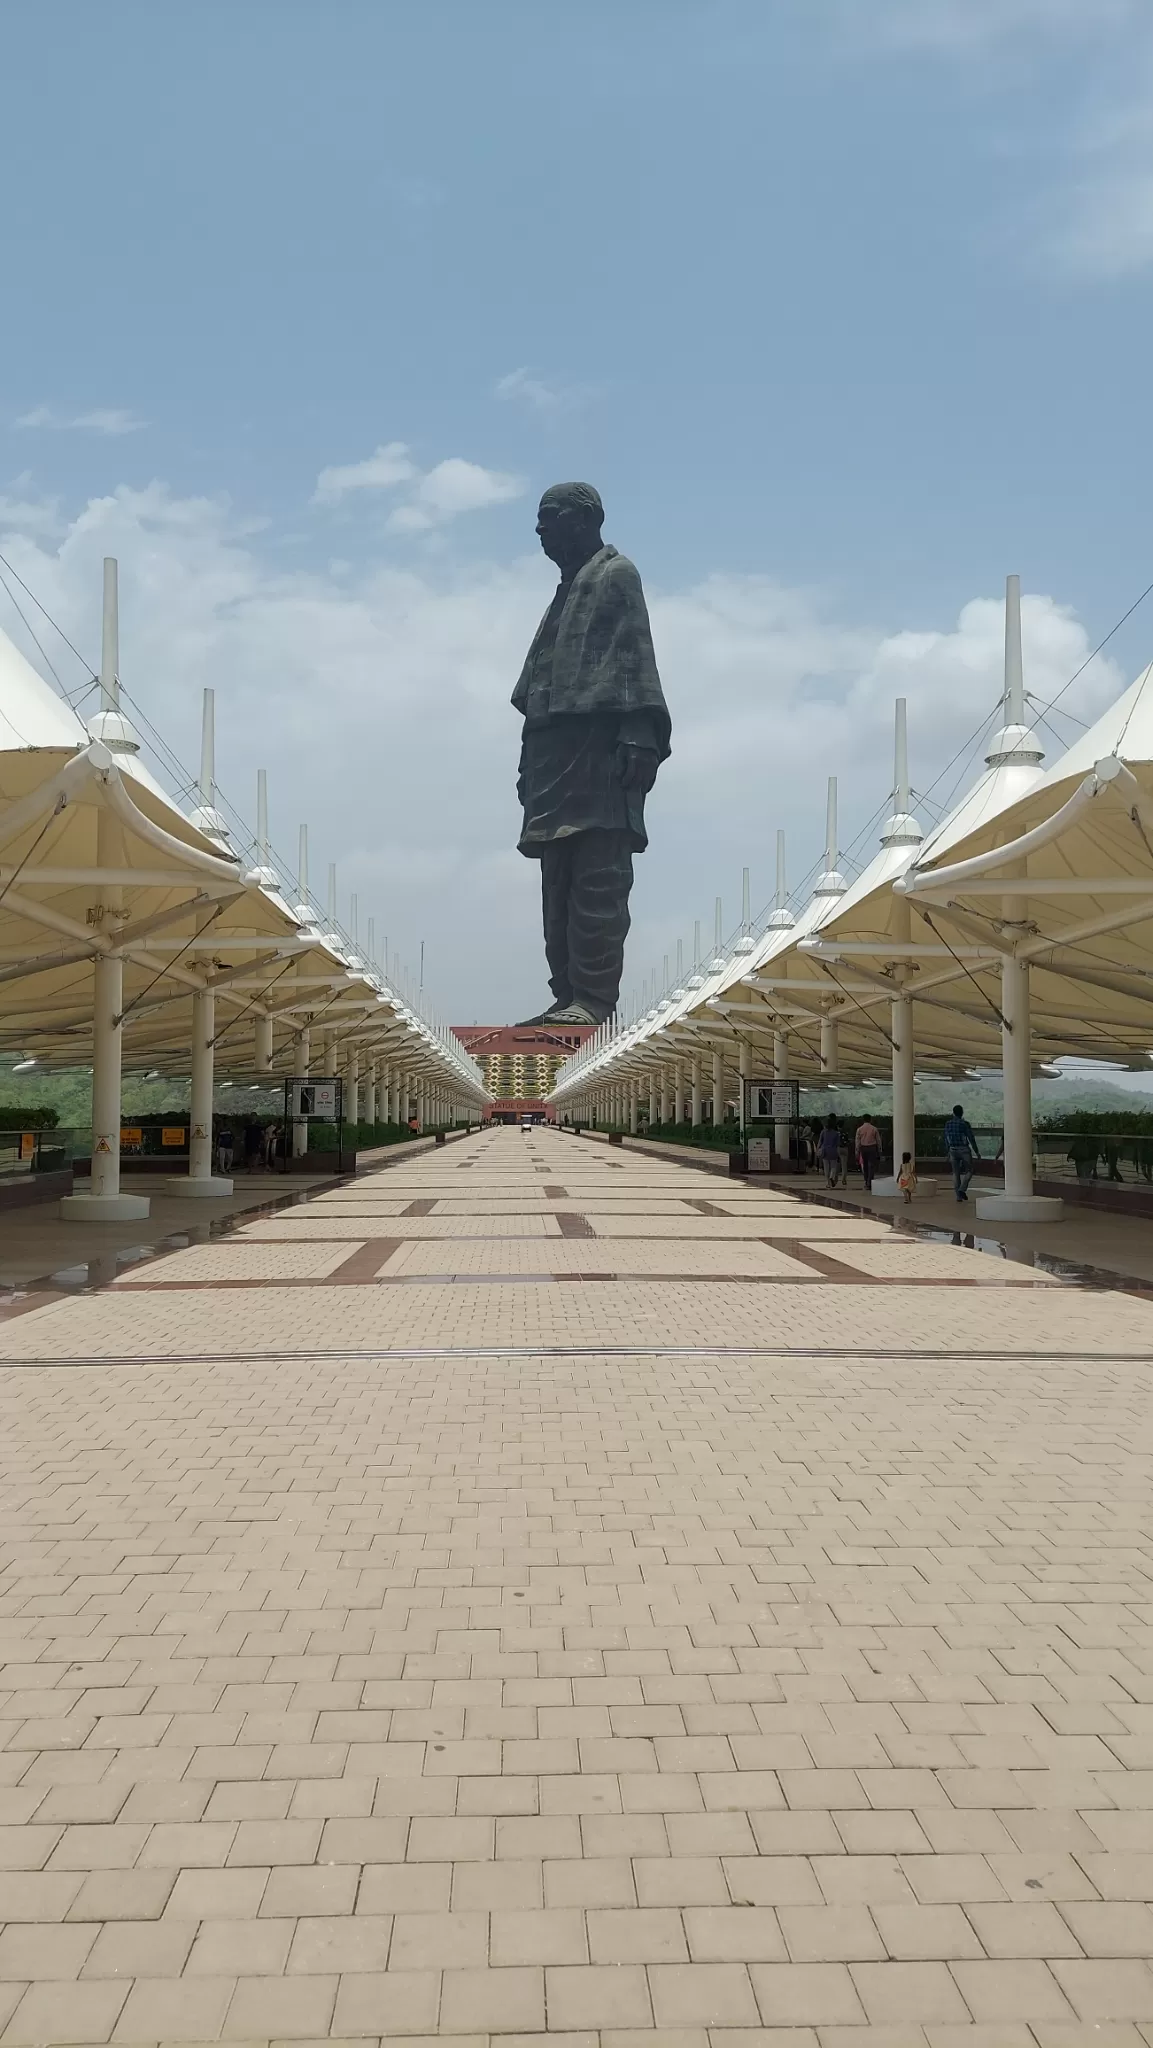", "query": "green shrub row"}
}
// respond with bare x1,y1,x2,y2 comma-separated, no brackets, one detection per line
305,1120,459,1151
